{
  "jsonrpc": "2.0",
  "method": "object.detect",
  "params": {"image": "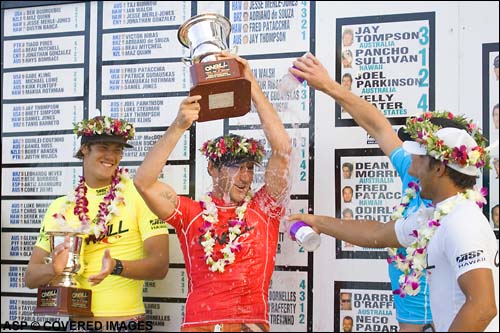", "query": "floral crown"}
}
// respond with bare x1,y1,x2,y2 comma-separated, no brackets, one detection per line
403,111,490,171
74,115,135,141
200,134,265,165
